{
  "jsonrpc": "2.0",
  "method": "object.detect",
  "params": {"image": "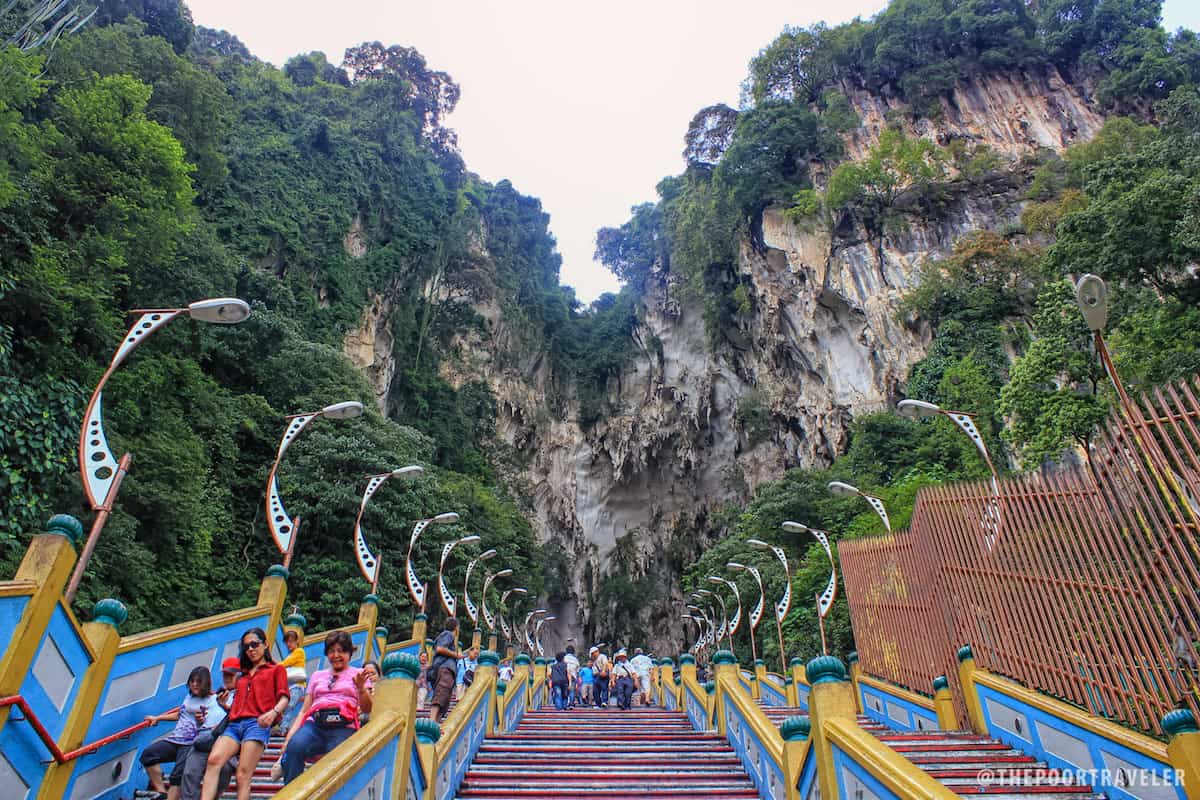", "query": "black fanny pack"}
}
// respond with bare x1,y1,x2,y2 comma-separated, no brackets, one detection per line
313,707,352,728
